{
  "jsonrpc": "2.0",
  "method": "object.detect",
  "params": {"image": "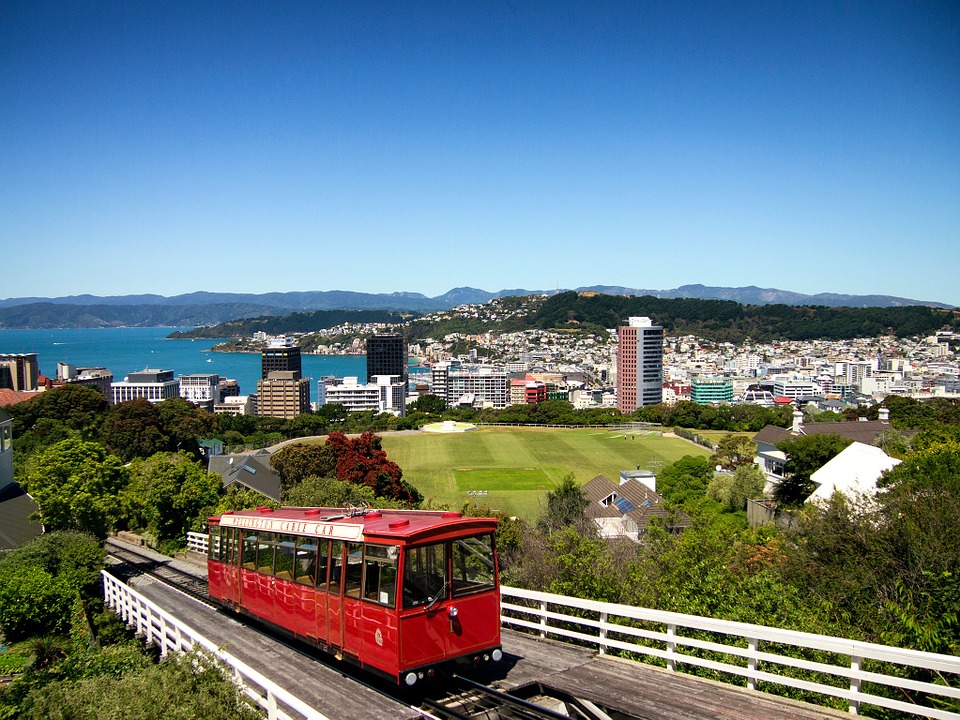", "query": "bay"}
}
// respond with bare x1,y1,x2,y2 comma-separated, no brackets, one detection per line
0,328,368,398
